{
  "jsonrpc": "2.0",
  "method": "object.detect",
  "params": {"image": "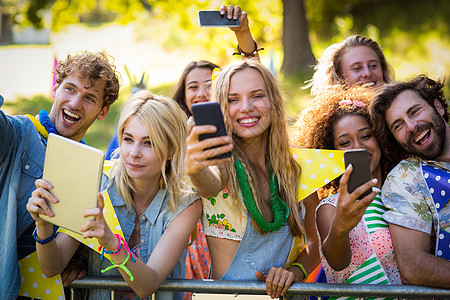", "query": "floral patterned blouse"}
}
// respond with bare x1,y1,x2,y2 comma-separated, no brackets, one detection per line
201,186,247,240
